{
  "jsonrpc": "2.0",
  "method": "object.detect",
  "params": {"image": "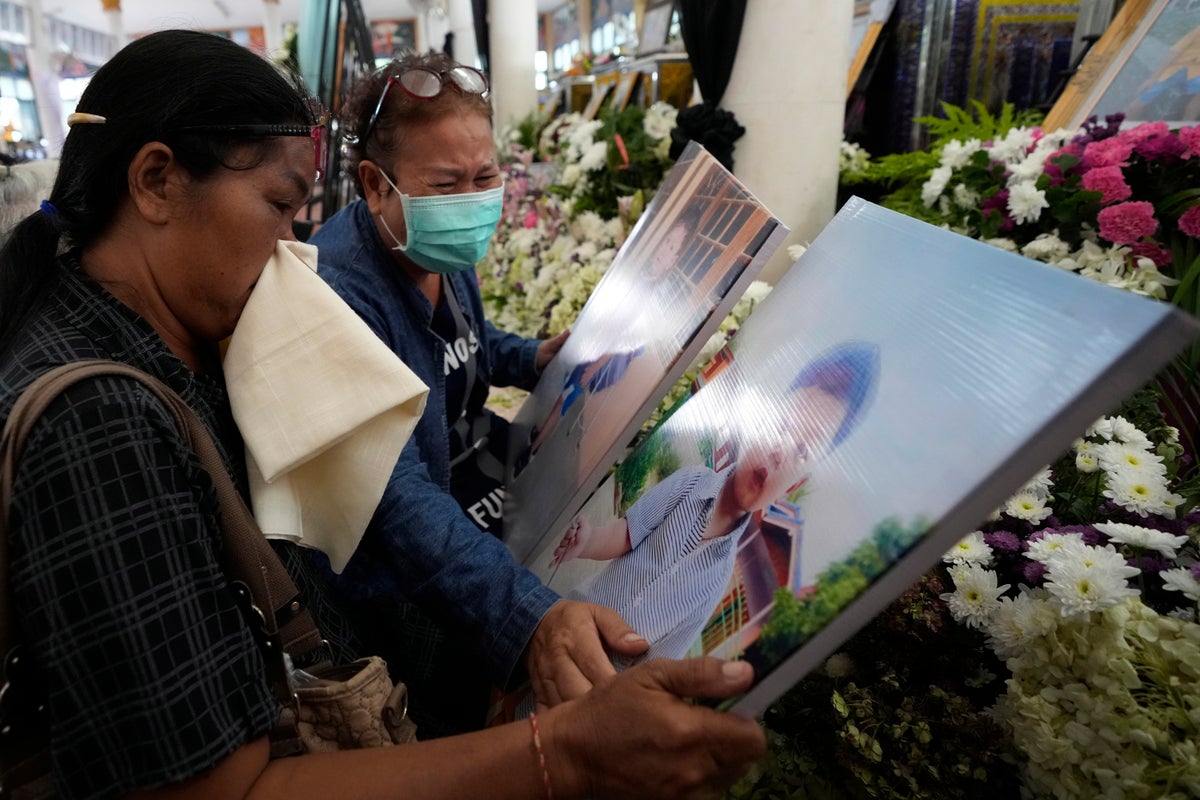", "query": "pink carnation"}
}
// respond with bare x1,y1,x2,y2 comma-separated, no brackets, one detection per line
1118,121,1170,147
1081,165,1132,204
1181,126,1200,159
1134,132,1186,161
522,208,539,228
1129,241,1172,267
1097,201,1159,245
1179,205,1200,239
1082,137,1133,170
